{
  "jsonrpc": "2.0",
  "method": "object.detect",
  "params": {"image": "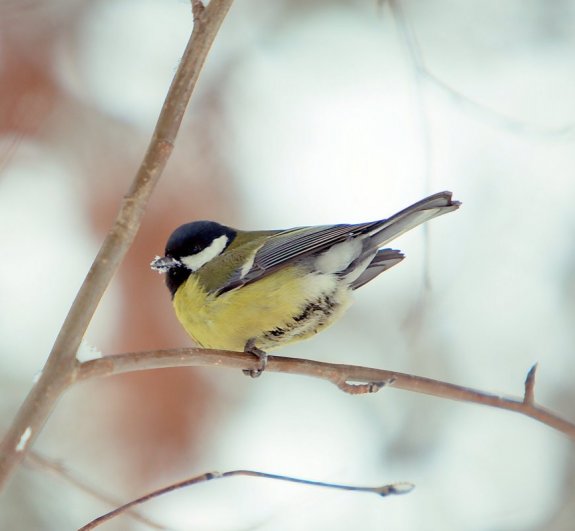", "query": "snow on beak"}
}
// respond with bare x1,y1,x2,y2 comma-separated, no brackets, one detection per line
150,255,181,274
